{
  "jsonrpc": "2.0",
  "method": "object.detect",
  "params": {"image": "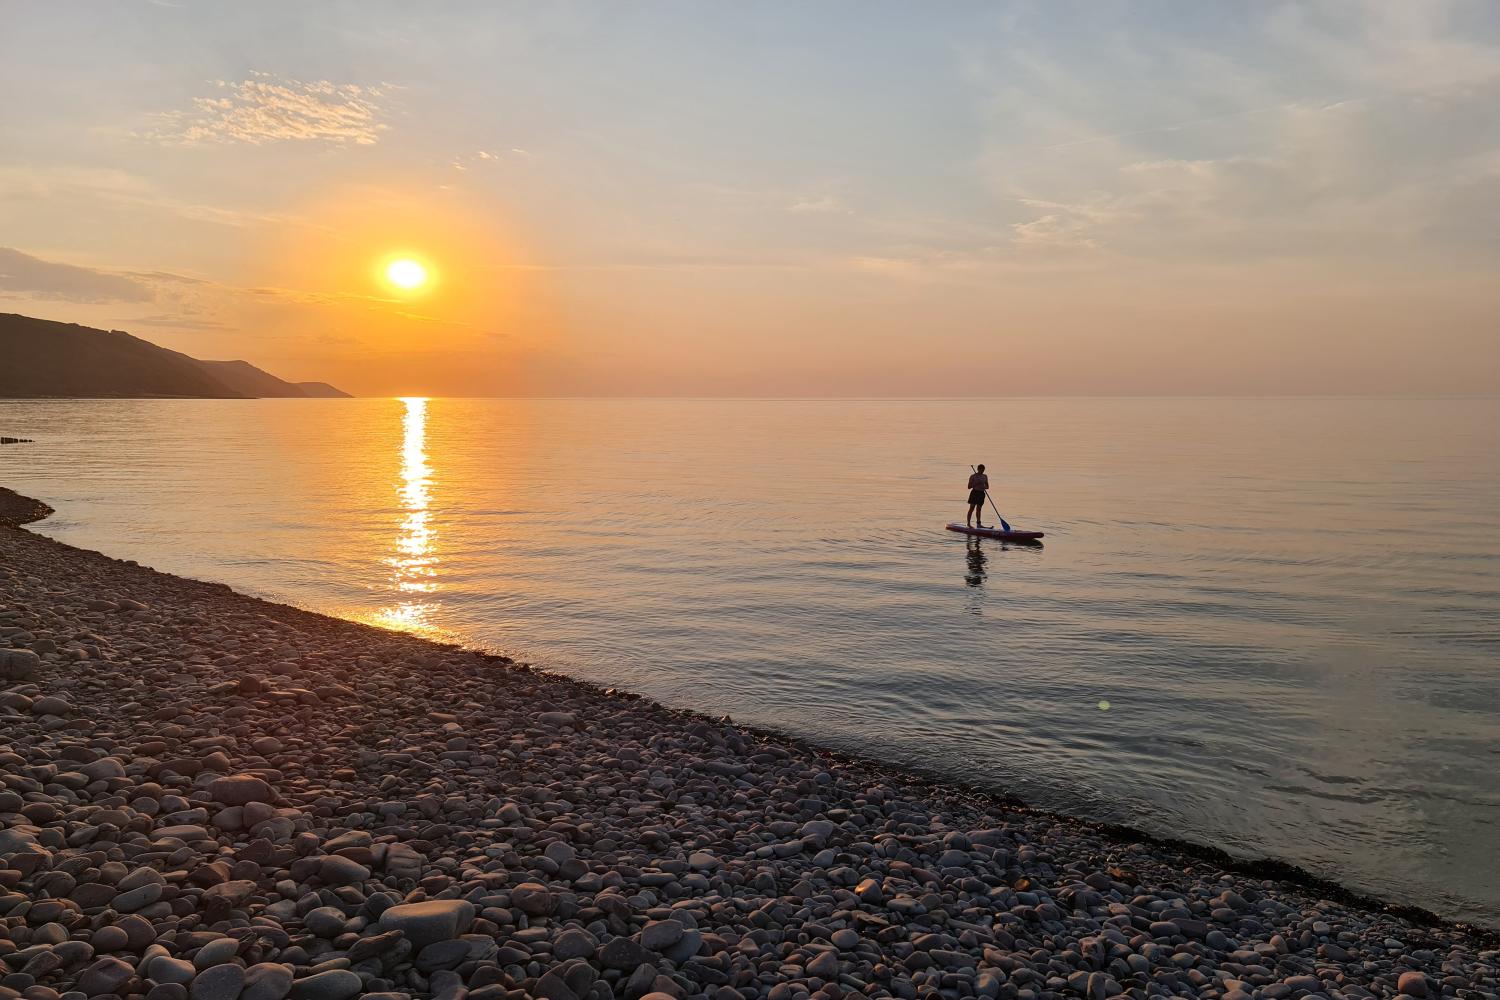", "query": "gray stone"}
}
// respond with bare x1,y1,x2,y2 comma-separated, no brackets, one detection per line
192,938,240,970
318,856,370,886
190,963,246,1000
208,775,273,806
302,907,347,938
534,969,578,1000
600,937,653,970
511,882,556,916
553,928,598,961
91,927,129,952
639,920,684,951
807,950,840,979
376,900,475,950
0,648,41,681
78,957,135,996
287,970,361,1000
414,939,470,972
32,695,72,716
241,965,294,1000
117,914,156,950
148,957,197,985
202,880,256,909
